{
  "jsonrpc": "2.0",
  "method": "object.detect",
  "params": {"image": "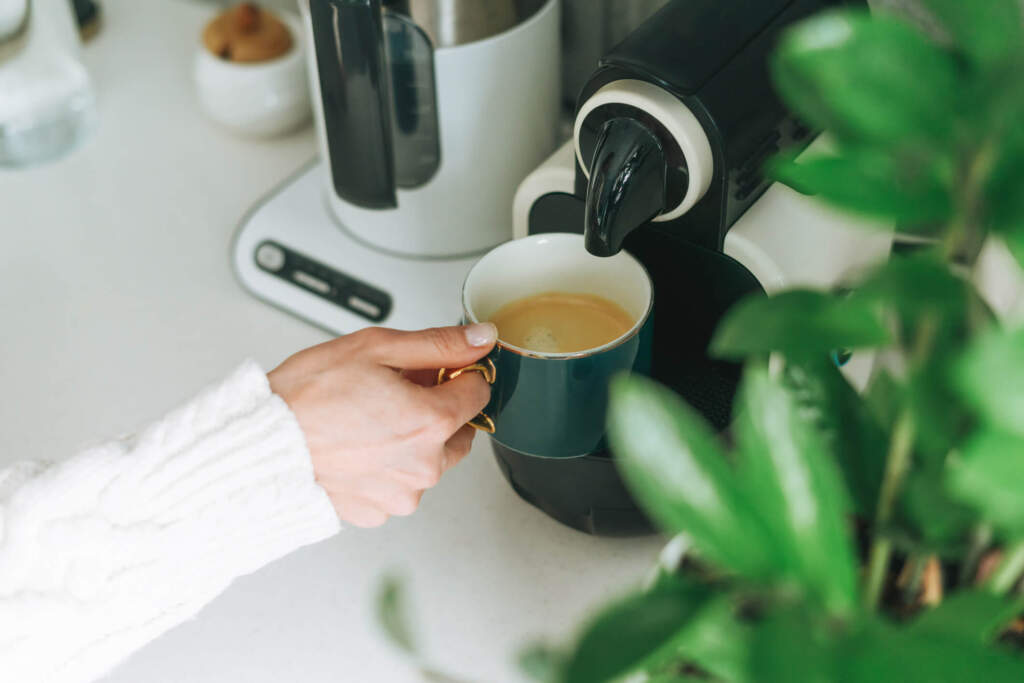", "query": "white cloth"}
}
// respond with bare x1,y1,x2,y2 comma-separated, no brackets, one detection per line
0,360,341,683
